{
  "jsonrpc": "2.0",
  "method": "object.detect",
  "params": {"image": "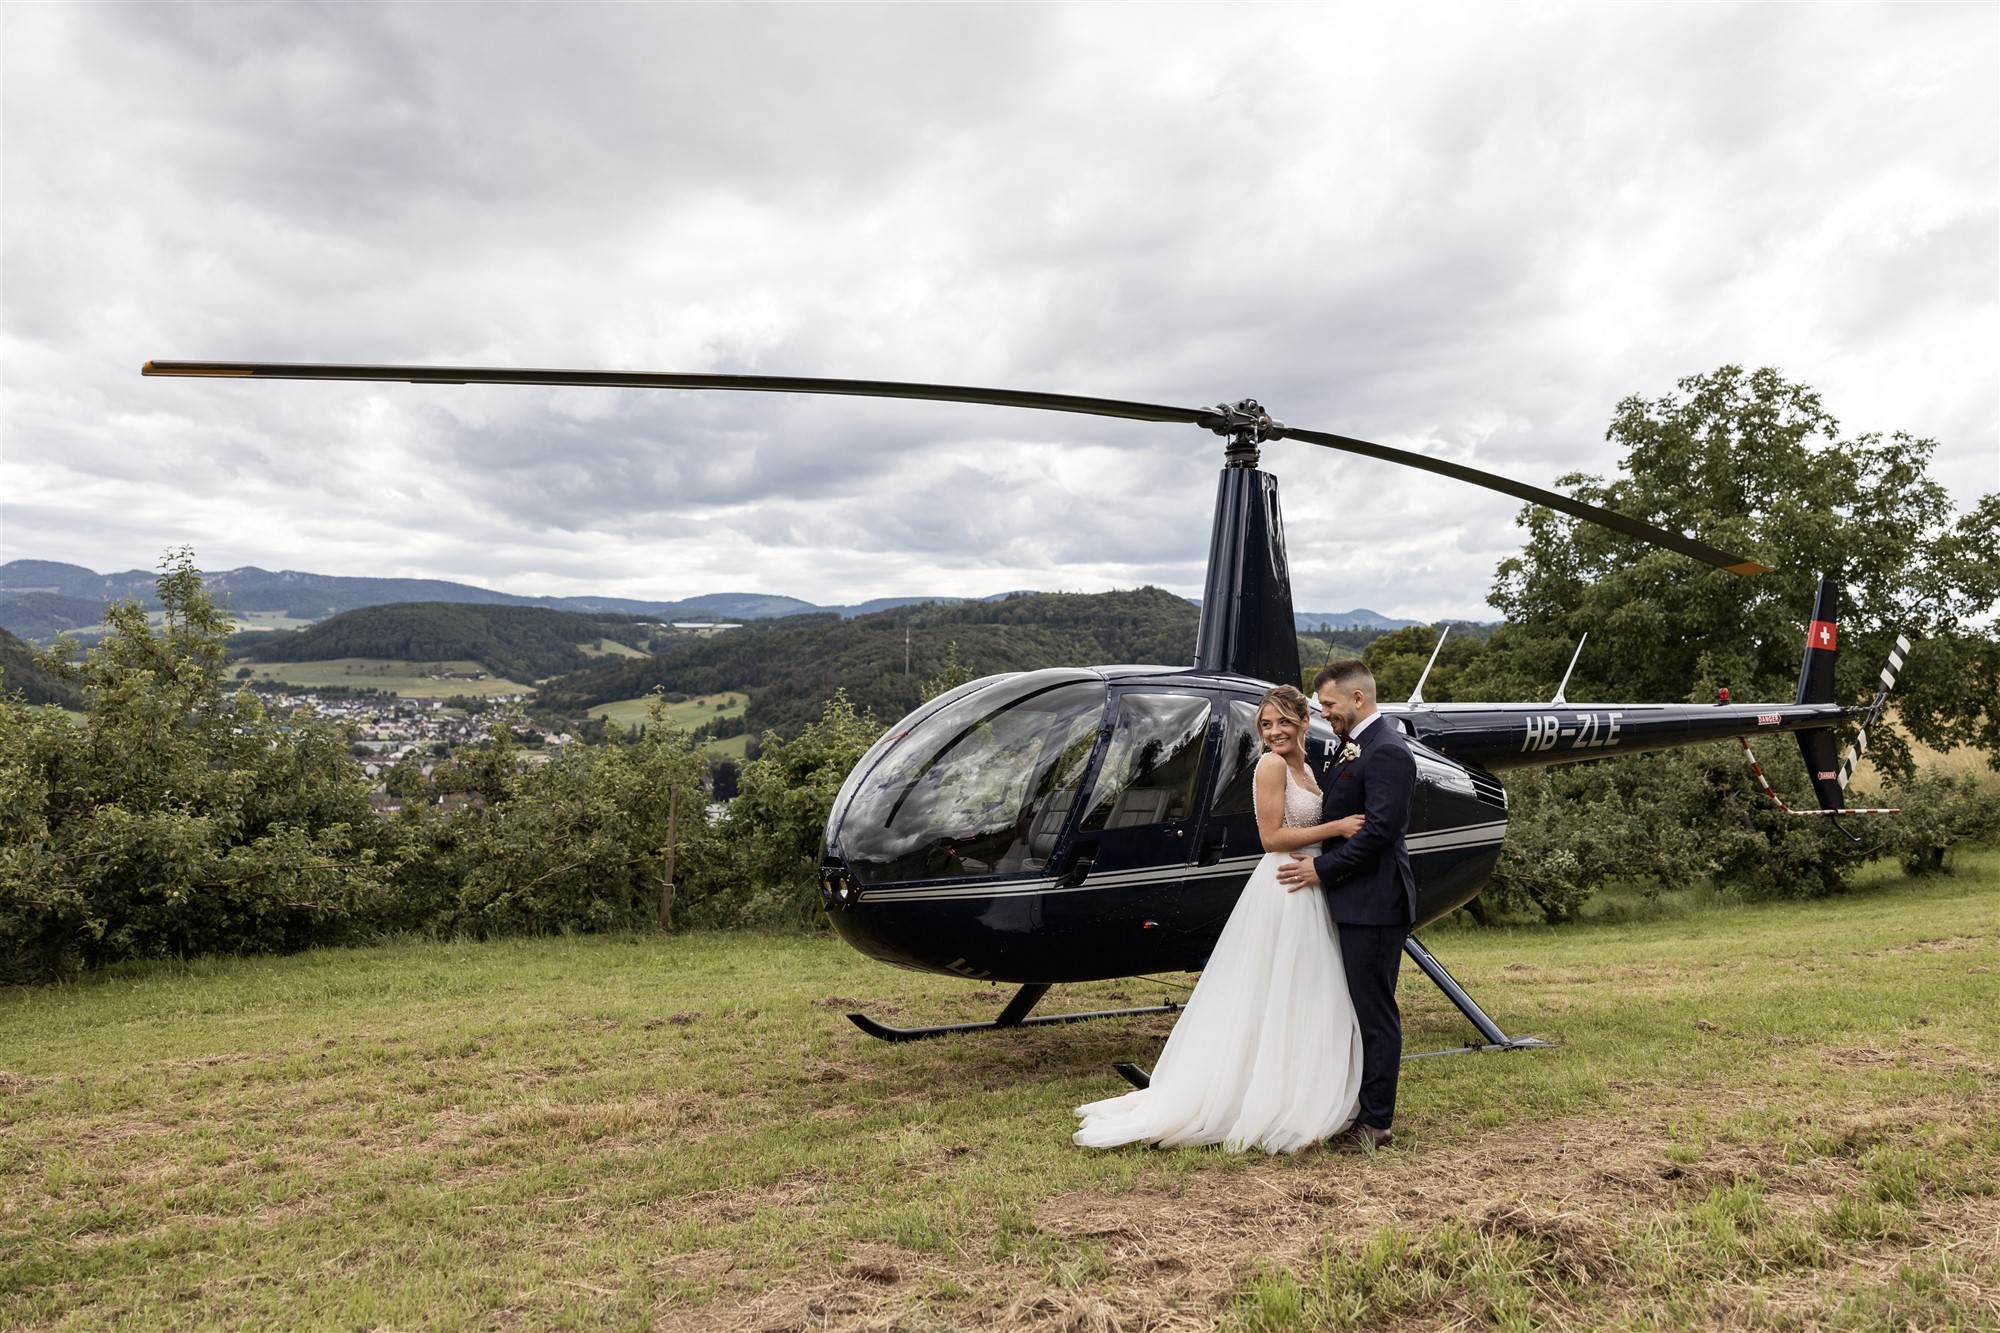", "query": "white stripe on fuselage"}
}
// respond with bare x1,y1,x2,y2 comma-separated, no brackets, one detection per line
853,828,1507,904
